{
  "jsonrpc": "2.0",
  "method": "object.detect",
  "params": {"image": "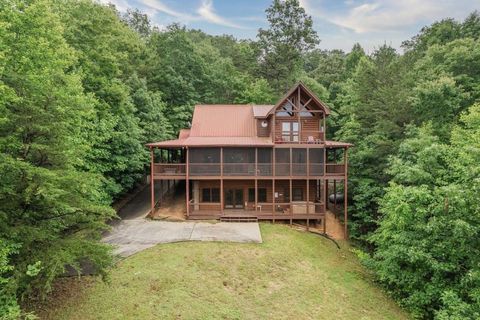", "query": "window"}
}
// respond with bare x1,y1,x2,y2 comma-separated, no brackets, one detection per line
202,188,220,202
292,188,303,201
281,122,299,142
248,188,267,202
